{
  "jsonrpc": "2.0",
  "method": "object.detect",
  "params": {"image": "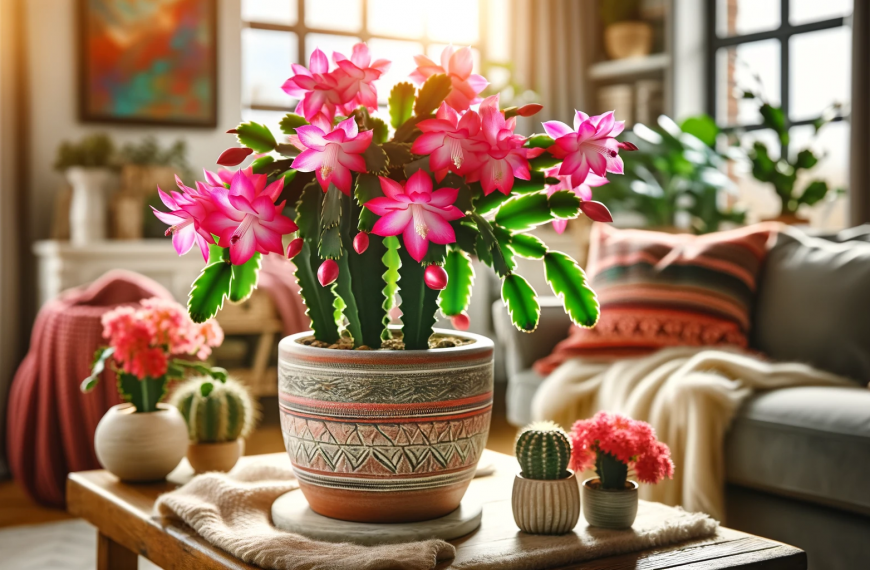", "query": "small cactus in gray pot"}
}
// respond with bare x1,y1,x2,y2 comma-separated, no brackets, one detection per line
515,421,572,480
171,377,257,444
